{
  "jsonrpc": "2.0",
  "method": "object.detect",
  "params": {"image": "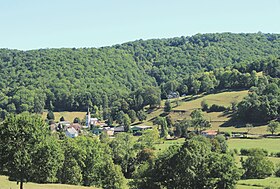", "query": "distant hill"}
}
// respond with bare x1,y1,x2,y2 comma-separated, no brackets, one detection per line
0,32,280,116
